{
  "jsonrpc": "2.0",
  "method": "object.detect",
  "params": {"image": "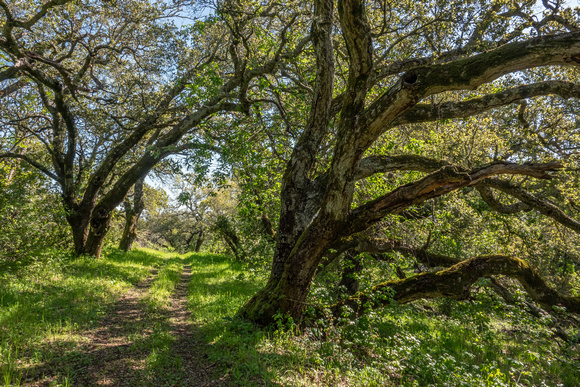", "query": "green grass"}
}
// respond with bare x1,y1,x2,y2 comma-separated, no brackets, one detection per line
139,256,185,384
143,256,183,313
2,249,578,386
0,248,171,386
186,253,580,387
